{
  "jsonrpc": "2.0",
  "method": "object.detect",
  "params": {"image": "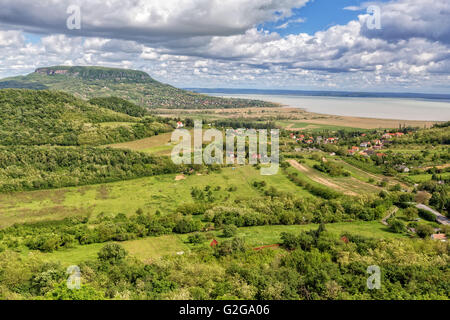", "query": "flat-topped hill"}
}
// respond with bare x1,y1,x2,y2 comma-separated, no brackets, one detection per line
0,66,277,110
